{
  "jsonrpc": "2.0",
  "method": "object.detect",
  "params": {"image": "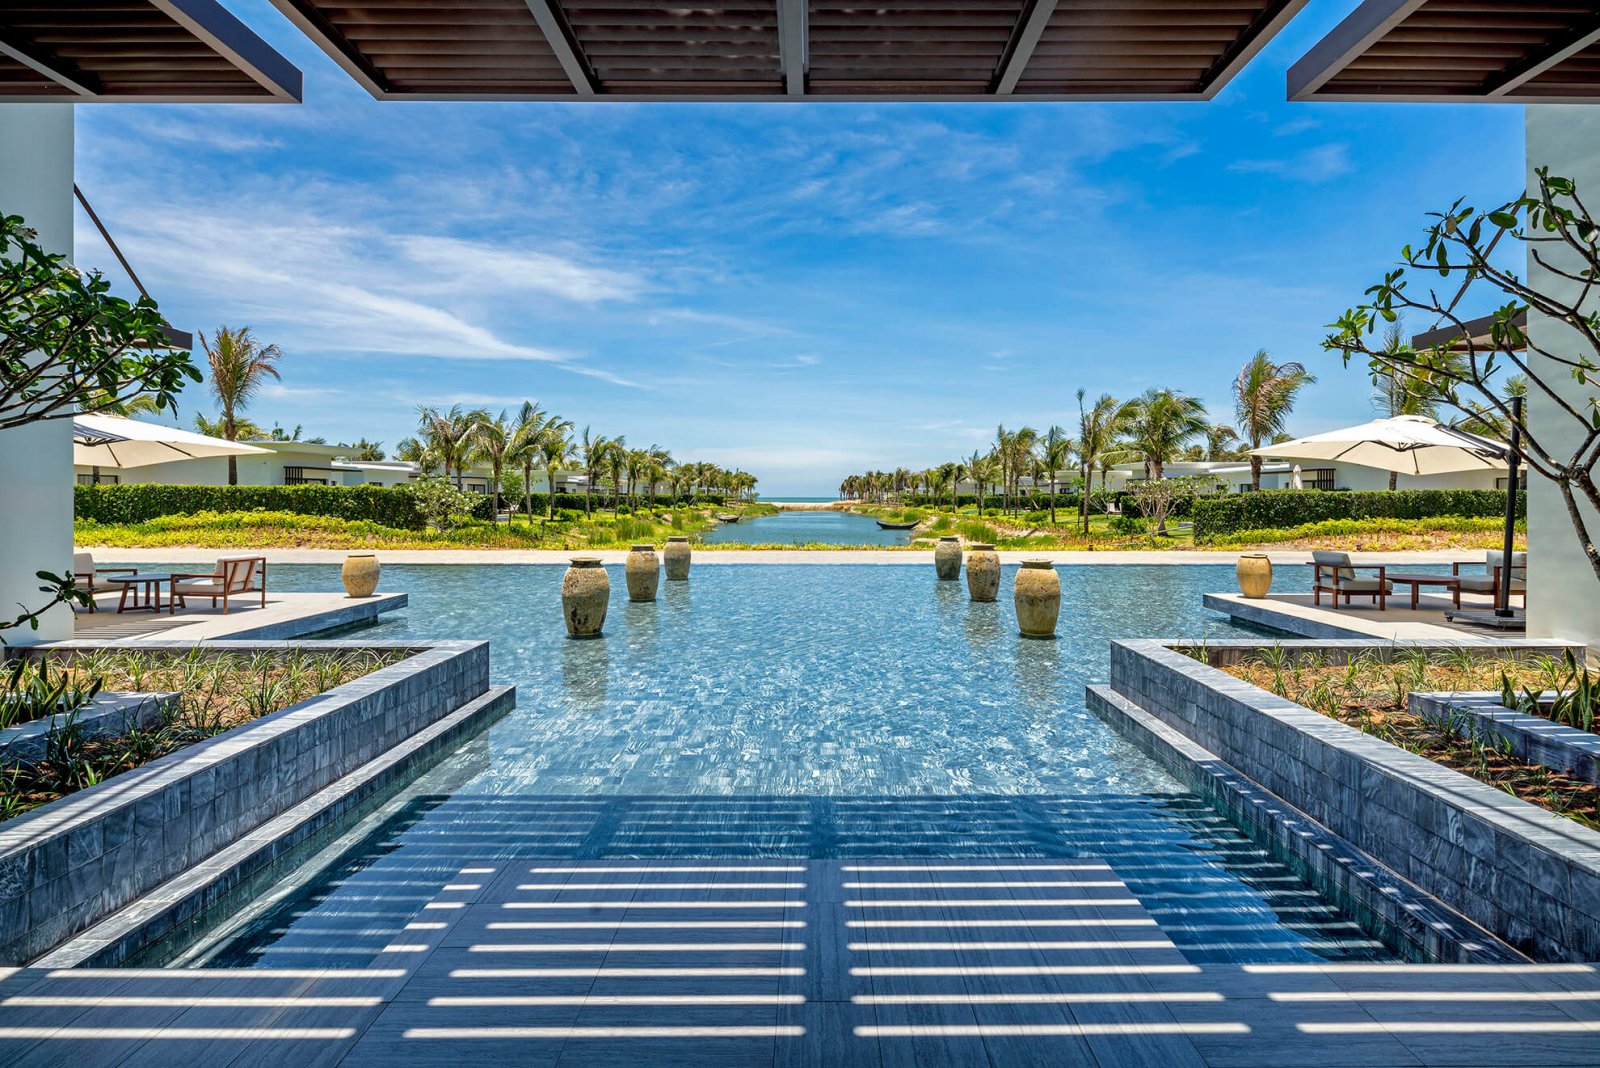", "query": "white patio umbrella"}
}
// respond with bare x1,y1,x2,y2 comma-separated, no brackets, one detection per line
1249,415,1508,476
72,413,271,469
